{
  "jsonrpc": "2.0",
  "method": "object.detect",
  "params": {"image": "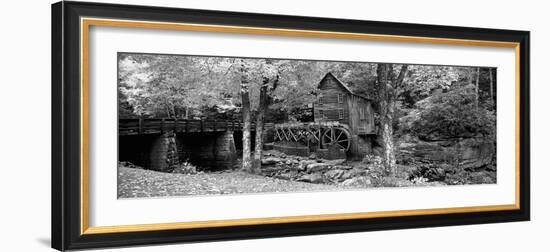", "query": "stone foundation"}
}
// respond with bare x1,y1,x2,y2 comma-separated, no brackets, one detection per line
149,131,179,172
316,146,346,160
177,131,237,170
273,142,310,157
